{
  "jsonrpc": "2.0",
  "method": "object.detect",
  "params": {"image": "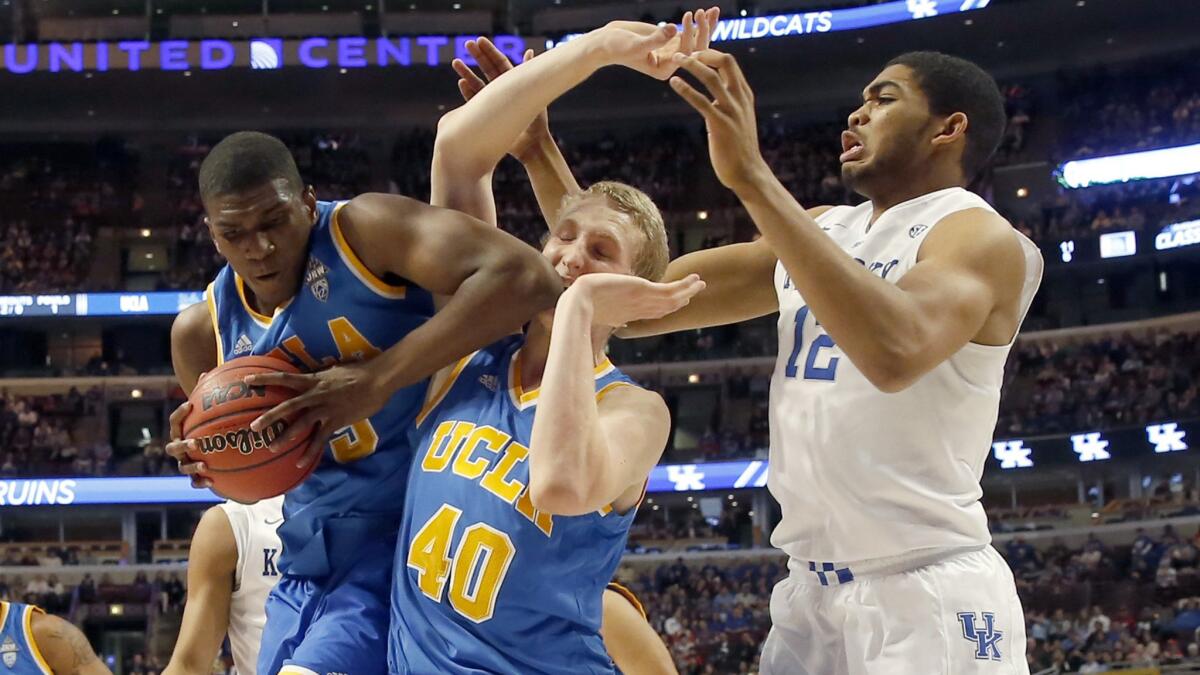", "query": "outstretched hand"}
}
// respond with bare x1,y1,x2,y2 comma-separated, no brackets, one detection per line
567,273,706,328
668,49,769,194
451,39,549,162
600,7,721,80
